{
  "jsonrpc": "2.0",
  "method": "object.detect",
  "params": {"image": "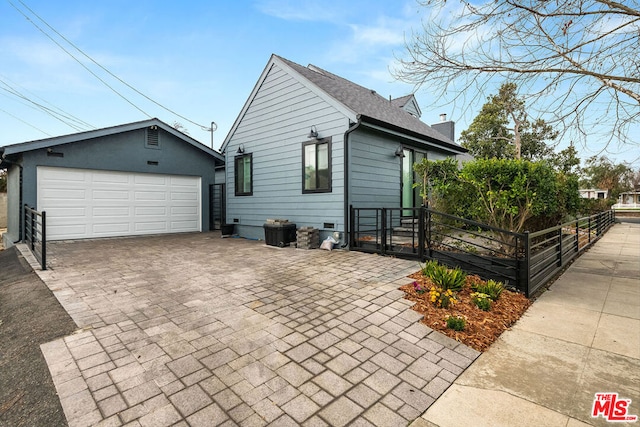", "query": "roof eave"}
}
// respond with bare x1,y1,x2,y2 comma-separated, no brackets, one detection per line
1,118,223,163
358,115,467,154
